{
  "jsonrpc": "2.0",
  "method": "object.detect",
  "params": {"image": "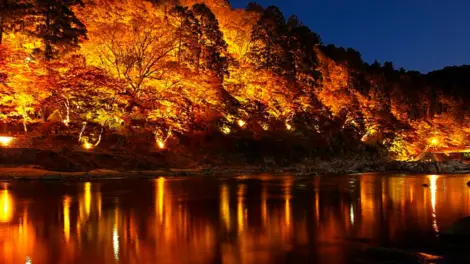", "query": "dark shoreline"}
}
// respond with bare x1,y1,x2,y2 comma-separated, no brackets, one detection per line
1,148,469,180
